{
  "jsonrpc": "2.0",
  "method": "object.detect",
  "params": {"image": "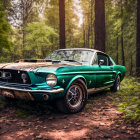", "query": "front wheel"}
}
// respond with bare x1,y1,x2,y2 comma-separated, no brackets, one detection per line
56,79,87,113
110,75,120,92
